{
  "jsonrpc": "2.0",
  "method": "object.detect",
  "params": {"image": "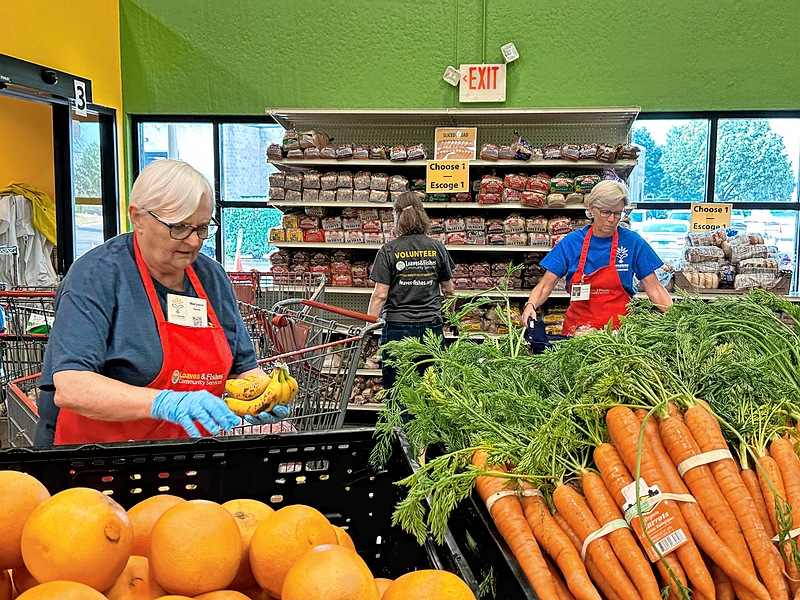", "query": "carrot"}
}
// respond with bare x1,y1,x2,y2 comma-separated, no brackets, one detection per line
668,402,685,422
544,553,577,600
758,449,800,595
711,563,736,600
581,472,661,600
472,450,560,600
519,481,600,600
684,404,790,600
655,413,766,600
770,437,800,582
553,511,624,600
742,466,776,537
593,442,688,598
552,484,642,600
607,406,715,600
